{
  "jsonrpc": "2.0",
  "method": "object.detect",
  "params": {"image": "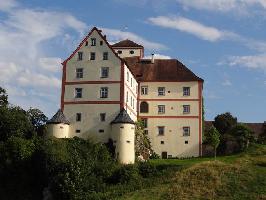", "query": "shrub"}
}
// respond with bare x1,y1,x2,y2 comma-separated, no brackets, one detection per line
138,162,158,178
